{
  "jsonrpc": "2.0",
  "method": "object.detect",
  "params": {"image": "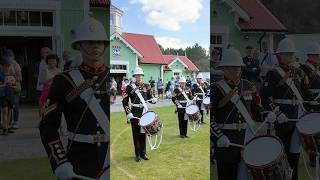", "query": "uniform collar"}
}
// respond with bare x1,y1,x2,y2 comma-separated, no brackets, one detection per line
79,63,106,75
306,59,319,68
